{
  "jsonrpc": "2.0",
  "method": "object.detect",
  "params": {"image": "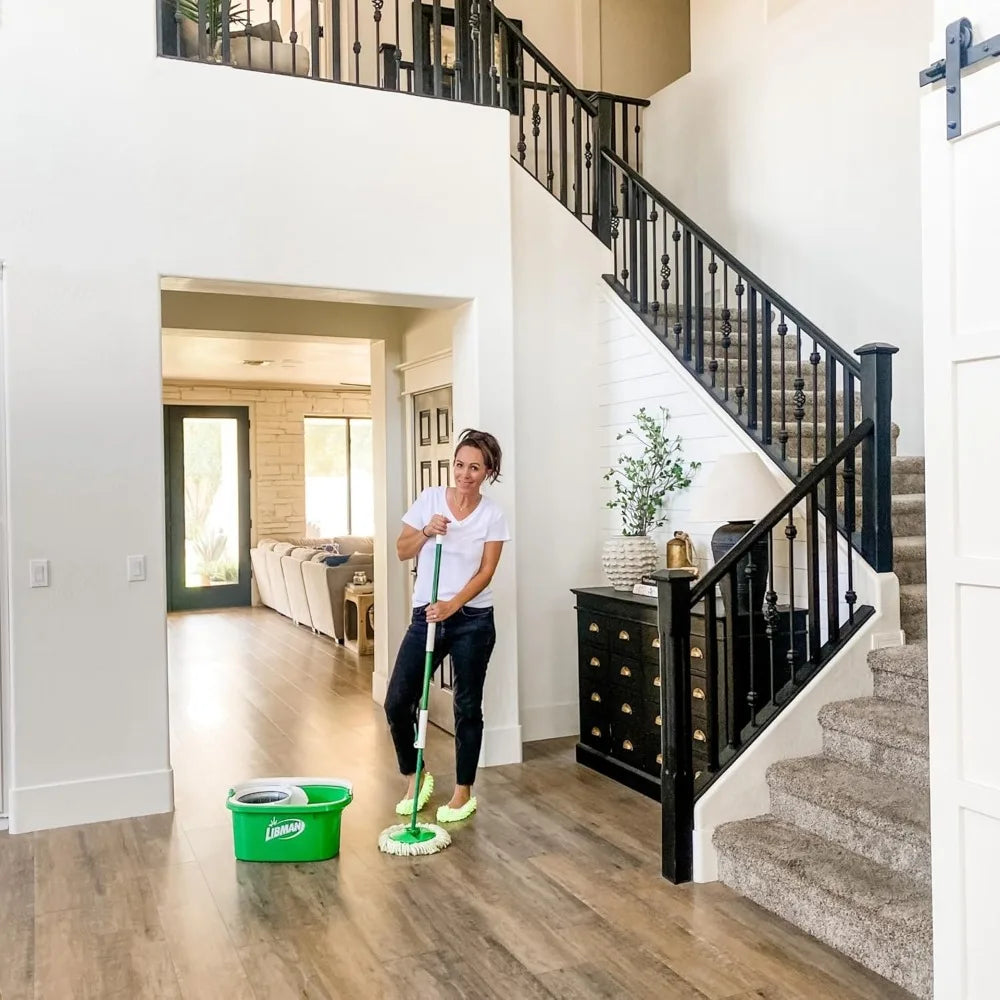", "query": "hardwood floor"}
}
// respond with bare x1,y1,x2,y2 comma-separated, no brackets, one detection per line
0,607,917,999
